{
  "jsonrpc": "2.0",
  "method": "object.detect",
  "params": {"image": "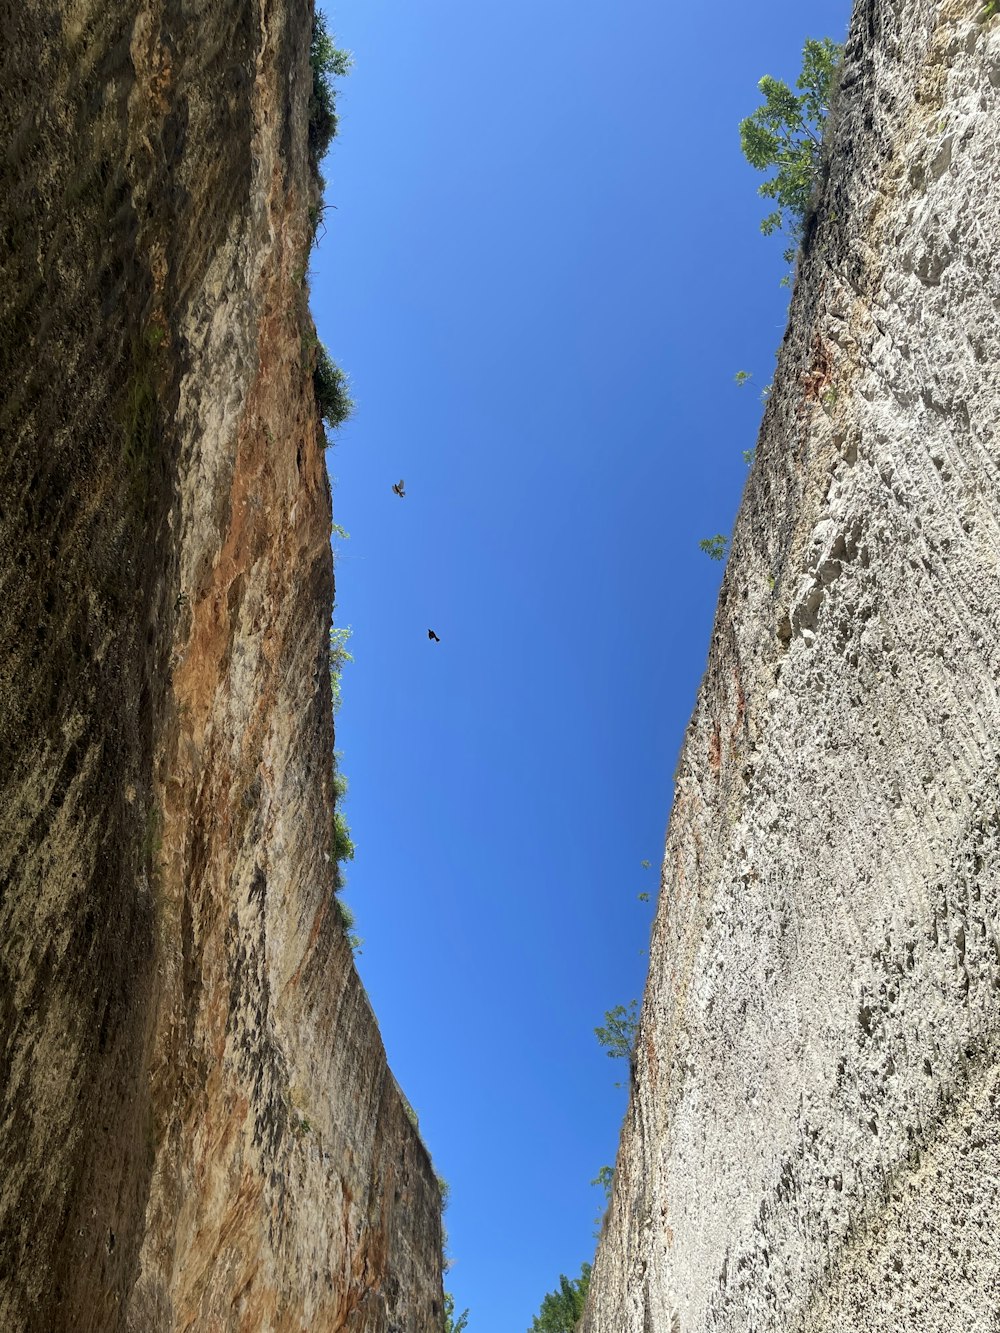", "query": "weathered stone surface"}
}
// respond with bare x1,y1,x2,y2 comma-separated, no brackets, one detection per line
583,3,1000,1330
0,3,442,1330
